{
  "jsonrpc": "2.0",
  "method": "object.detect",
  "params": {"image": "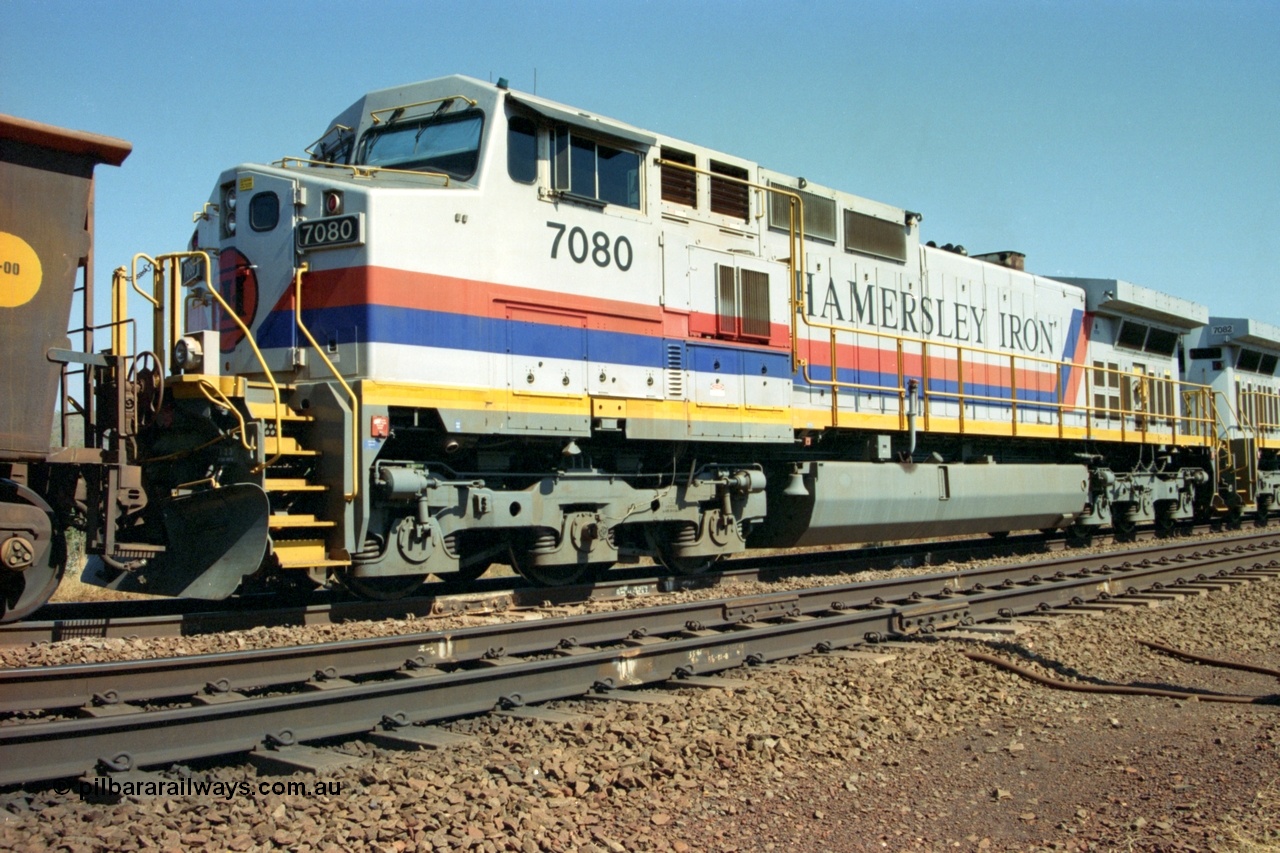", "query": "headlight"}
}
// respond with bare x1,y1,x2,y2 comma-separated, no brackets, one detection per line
173,335,204,372
221,184,237,238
